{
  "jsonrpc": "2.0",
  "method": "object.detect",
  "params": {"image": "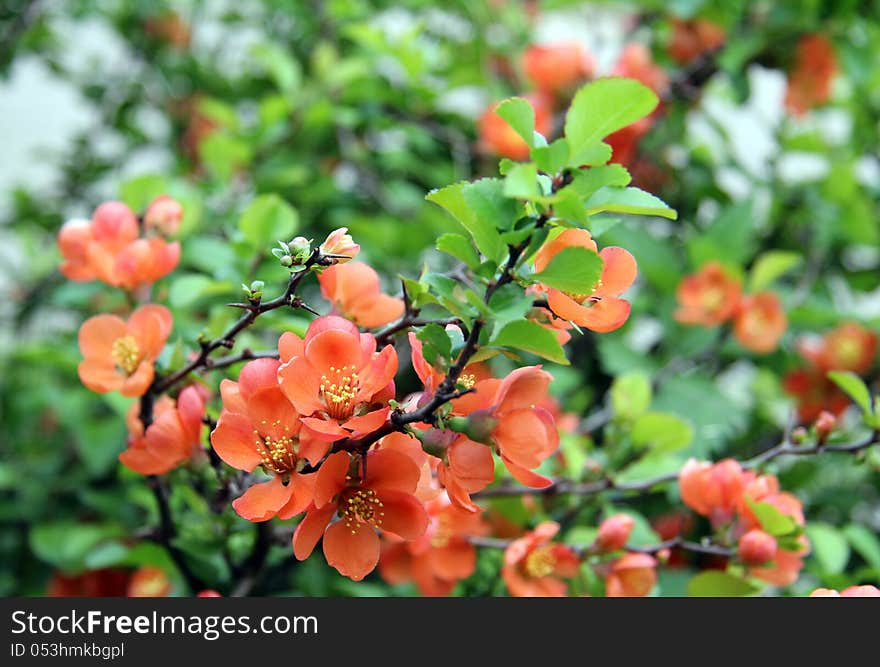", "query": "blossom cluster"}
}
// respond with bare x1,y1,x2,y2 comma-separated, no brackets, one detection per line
680,459,808,585
675,261,788,354
58,198,181,291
